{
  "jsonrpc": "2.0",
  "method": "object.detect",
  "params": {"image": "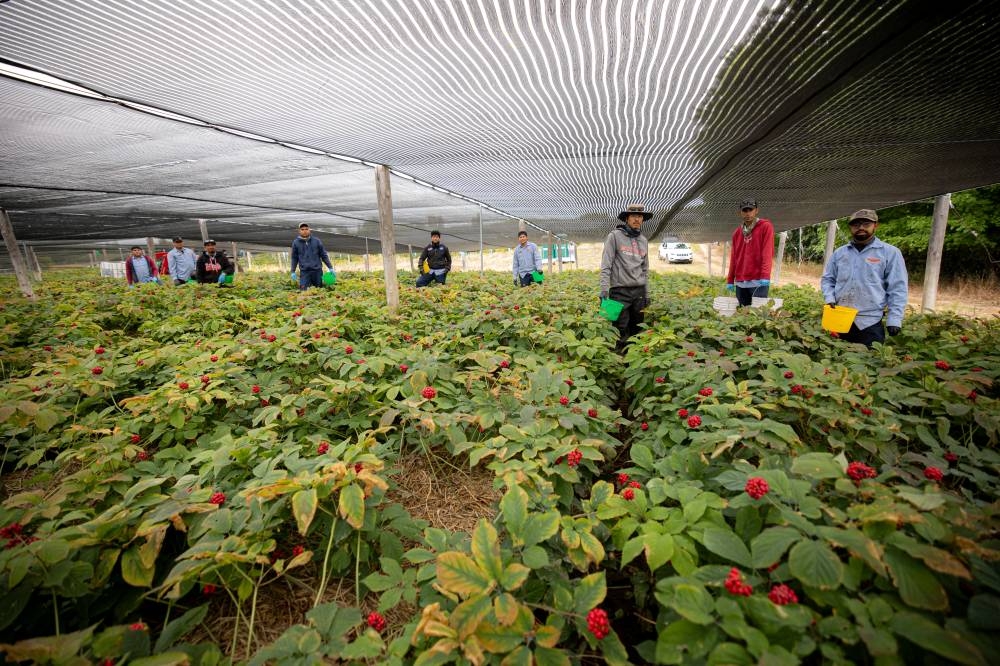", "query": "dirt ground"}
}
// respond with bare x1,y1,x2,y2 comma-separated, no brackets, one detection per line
325,242,999,319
